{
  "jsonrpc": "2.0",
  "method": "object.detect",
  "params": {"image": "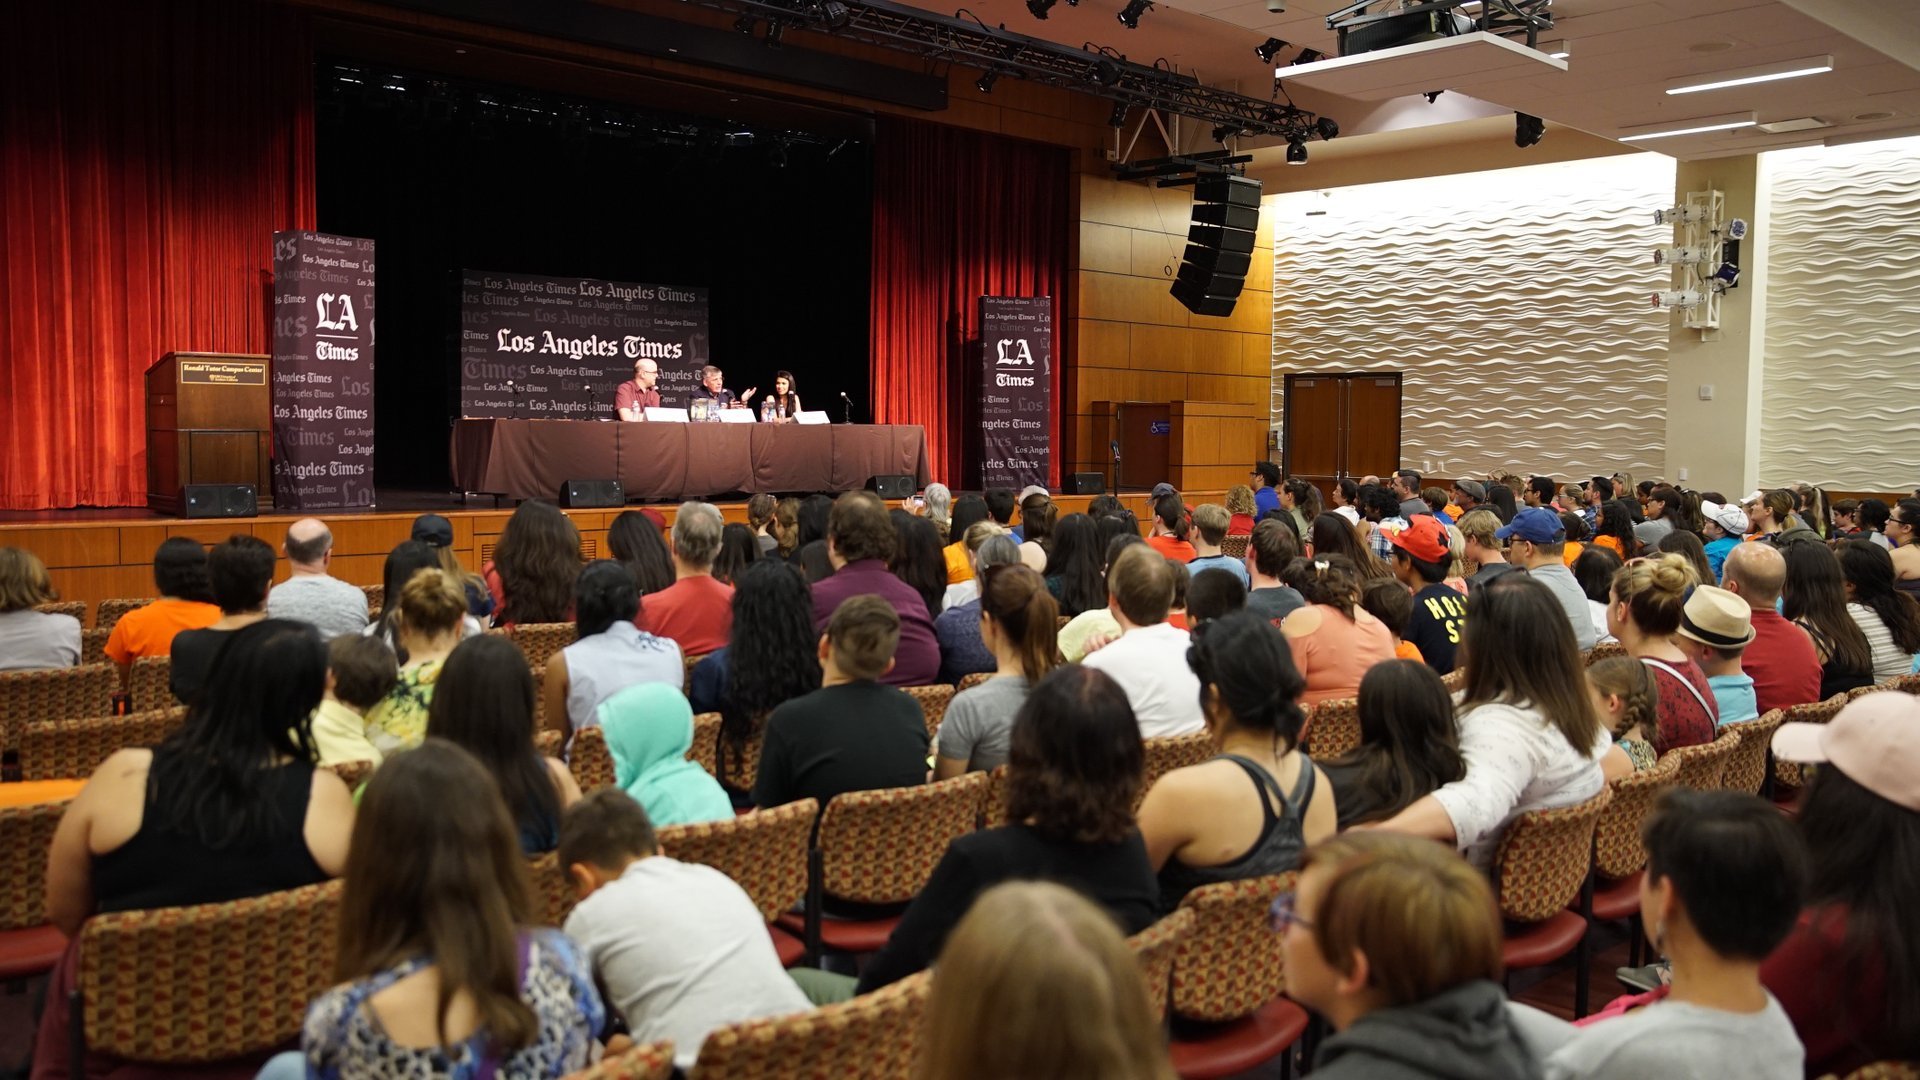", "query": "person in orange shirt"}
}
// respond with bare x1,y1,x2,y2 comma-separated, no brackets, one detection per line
1559,510,1590,568
1145,493,1196,563
102,537,221,684
1358,577,1424,665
